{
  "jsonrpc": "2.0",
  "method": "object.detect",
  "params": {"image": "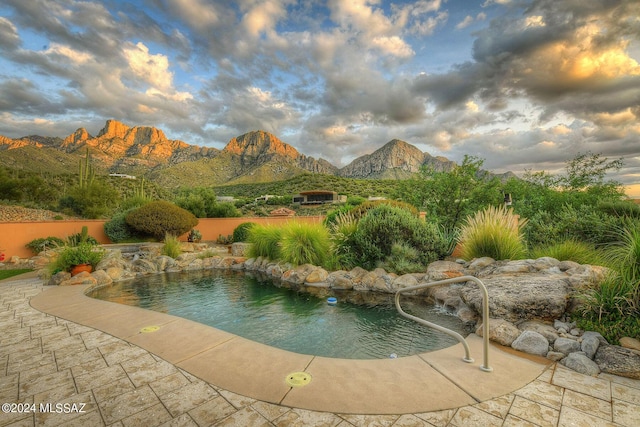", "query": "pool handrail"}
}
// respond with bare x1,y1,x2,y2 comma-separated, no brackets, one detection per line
394,275,492,372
